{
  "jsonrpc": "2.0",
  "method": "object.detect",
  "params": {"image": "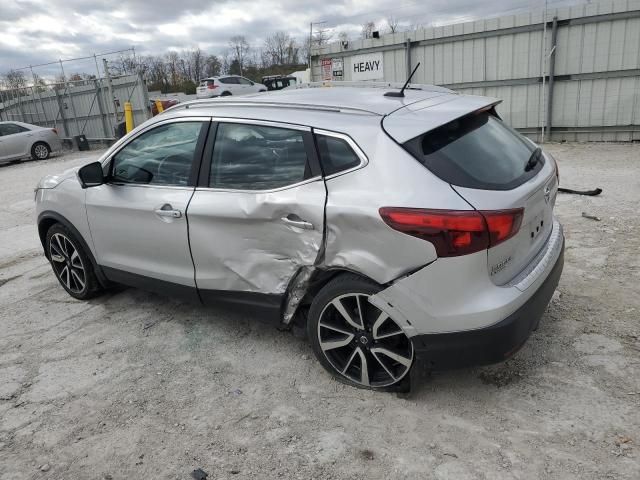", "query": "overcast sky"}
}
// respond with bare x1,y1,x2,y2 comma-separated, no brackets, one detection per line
1,0,587,76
